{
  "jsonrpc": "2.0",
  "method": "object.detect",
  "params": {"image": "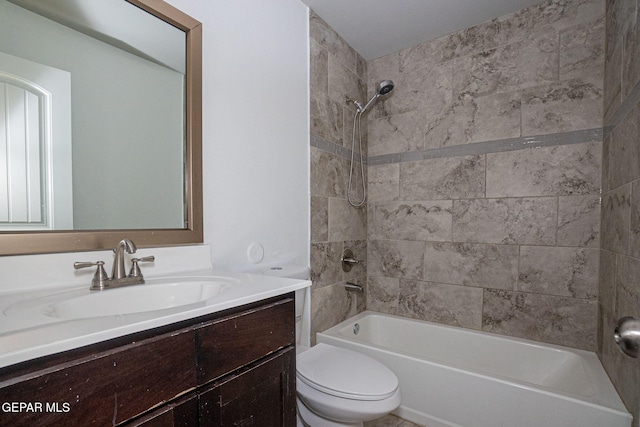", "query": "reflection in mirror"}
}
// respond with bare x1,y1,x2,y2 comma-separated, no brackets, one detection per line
0,0,202,254
1,0,185,230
